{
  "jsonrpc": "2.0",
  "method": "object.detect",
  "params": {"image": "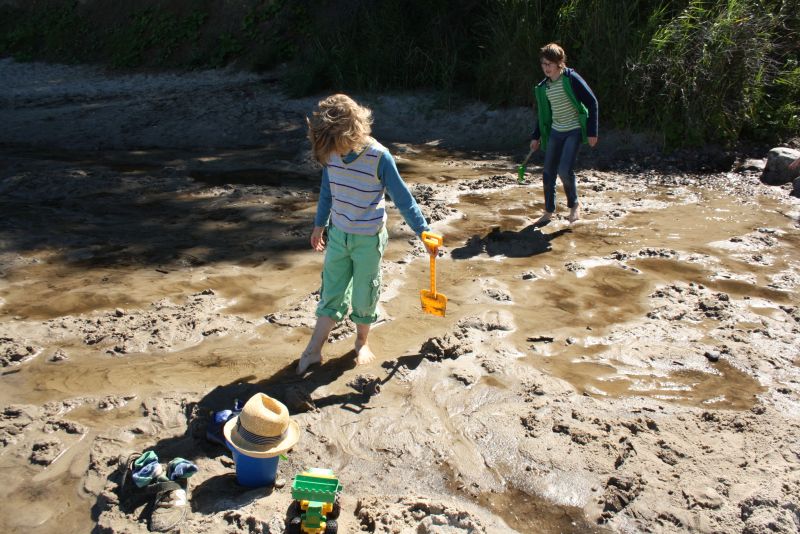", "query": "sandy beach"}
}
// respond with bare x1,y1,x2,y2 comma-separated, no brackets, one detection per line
1,58,799,533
